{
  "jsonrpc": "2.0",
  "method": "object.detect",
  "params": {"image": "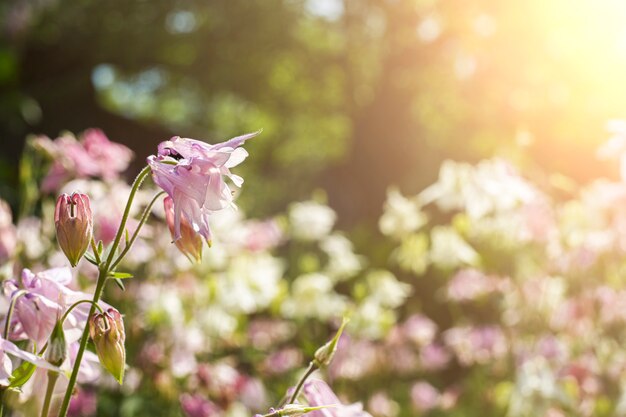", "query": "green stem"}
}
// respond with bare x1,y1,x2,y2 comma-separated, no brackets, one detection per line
110,190,165,270
288,362,317,404
40,371,59,417
57,165,152,417
90,237,101,265
60,300,104,324
0,390,5,417
4,290,27,339
103,165,152,272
